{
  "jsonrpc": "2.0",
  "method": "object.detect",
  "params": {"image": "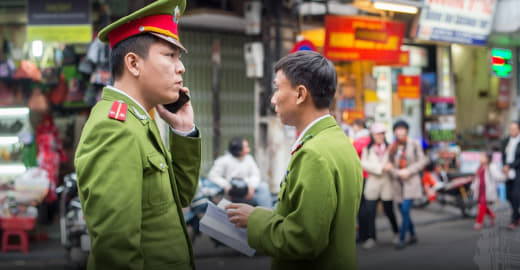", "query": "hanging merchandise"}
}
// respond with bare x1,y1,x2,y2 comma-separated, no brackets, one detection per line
85,38,111,85
41,67,61,86
48,74,68,105
35,114,66,203
14,60,41,82
0,81,15,106
0,37,15,80
63,65,86,105
0,59,15,80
